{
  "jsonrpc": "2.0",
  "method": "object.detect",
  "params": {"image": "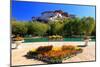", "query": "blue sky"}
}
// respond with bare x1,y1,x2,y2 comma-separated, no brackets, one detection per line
11,1,96,21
